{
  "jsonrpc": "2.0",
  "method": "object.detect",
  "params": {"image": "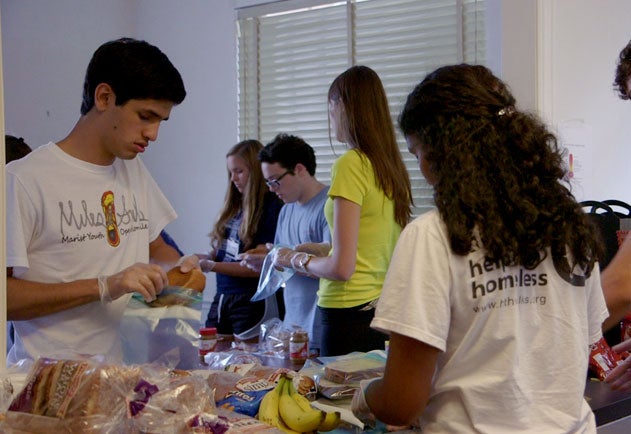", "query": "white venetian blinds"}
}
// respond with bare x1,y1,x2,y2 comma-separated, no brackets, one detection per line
237,0,486,216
